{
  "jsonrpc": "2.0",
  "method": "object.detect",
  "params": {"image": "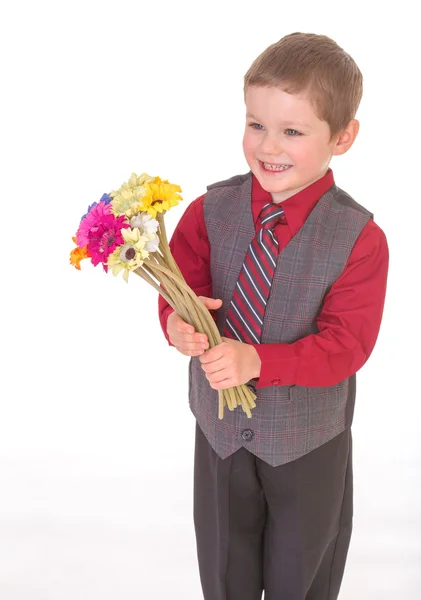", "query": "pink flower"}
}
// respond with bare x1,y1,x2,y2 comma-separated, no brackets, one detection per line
76,201,112,248
87,214,130,272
